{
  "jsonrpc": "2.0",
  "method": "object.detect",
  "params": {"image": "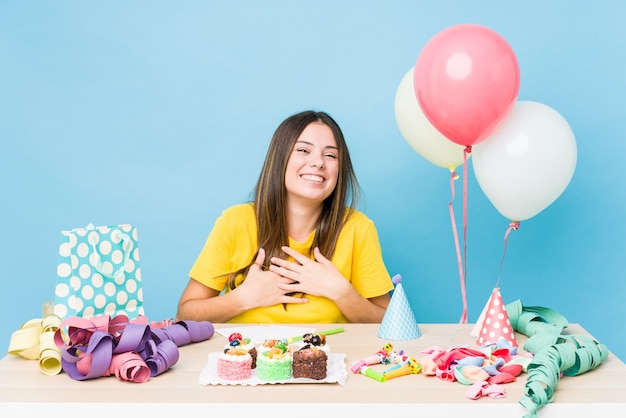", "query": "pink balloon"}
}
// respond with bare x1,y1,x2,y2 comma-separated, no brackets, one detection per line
414,24,520,147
